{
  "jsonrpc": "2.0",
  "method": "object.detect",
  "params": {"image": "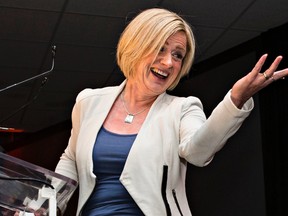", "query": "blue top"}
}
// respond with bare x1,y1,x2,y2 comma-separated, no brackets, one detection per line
81,127,144,215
